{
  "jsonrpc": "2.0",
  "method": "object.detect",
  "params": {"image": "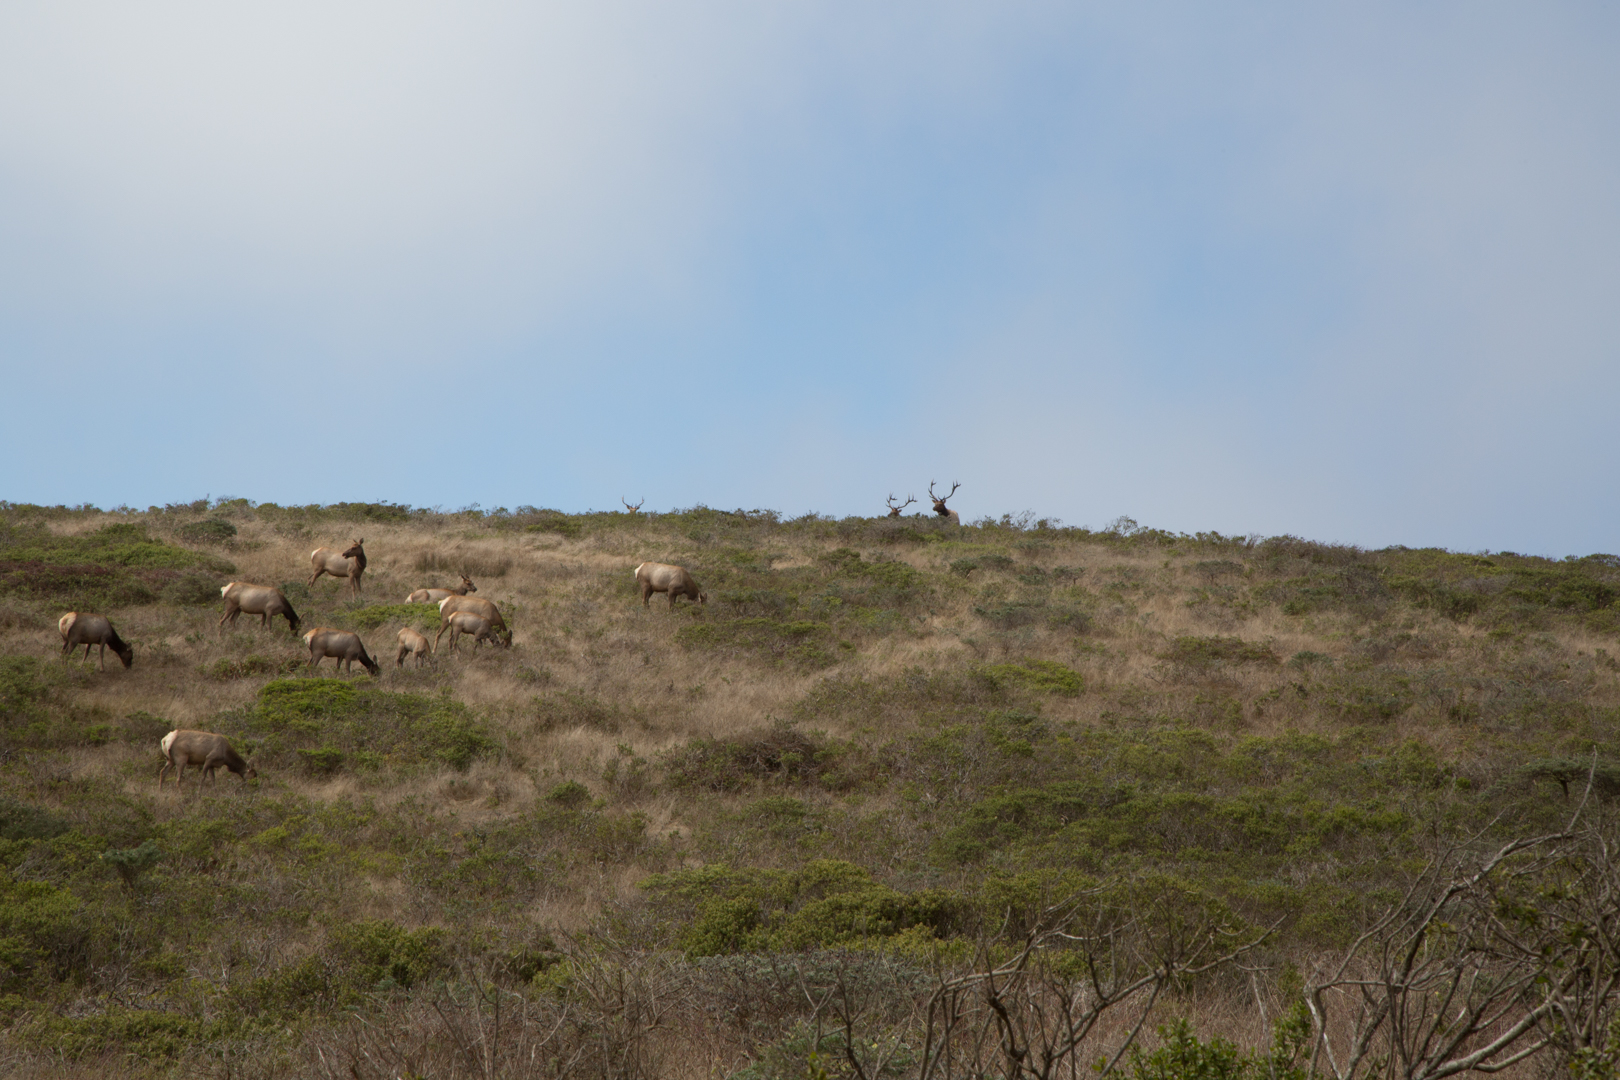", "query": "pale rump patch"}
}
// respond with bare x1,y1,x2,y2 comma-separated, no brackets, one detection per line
633,564,645,576
160,730,177,757
58,612,78,637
